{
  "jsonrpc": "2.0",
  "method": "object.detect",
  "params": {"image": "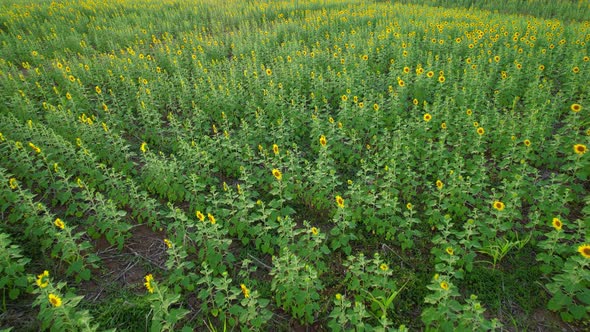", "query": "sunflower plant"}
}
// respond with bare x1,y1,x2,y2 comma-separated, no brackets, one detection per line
32,271,106,332
143,273,190,332
545,245,590,322
0,232,31,304
270,247,323,324
339,253,407,327
422,274,502,331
